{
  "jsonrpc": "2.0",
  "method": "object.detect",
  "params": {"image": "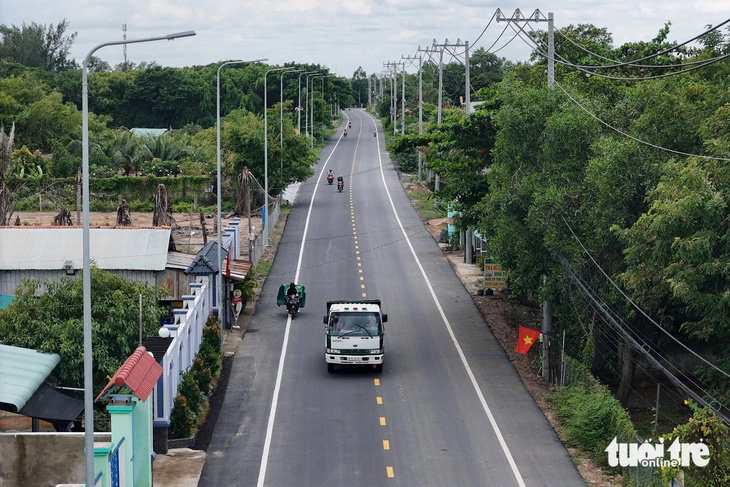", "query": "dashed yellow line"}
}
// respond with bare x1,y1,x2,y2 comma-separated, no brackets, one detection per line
374,379,380,386
376,396,382,405
386,466,394,478
383,440,390,450
380,417,386,426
